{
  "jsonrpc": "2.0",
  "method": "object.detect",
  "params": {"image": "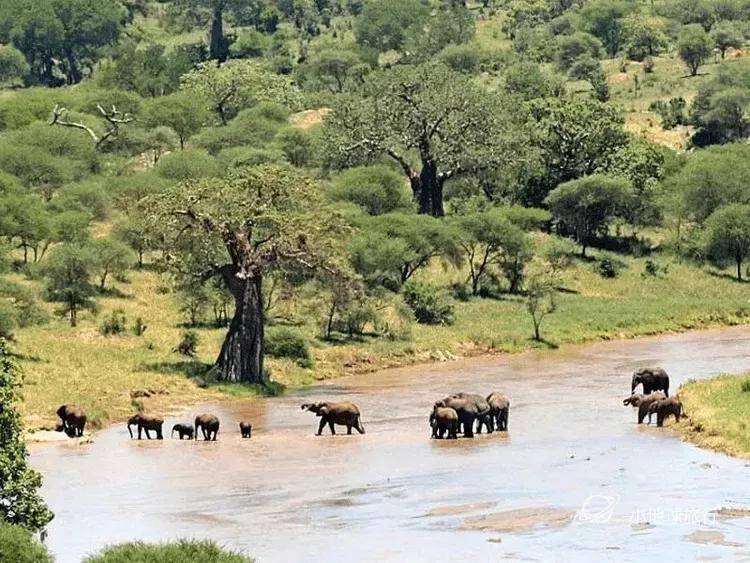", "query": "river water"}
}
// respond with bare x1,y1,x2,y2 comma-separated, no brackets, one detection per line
31,327,750,562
